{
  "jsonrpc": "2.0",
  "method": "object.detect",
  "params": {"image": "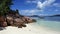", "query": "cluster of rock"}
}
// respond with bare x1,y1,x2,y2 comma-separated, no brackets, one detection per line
0,11,36,28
